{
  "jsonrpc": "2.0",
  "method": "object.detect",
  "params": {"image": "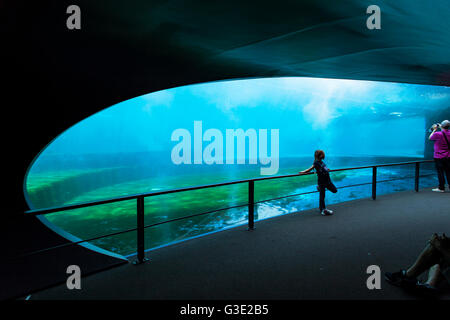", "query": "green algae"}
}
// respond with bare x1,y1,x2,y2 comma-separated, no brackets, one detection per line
38,167,348,255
